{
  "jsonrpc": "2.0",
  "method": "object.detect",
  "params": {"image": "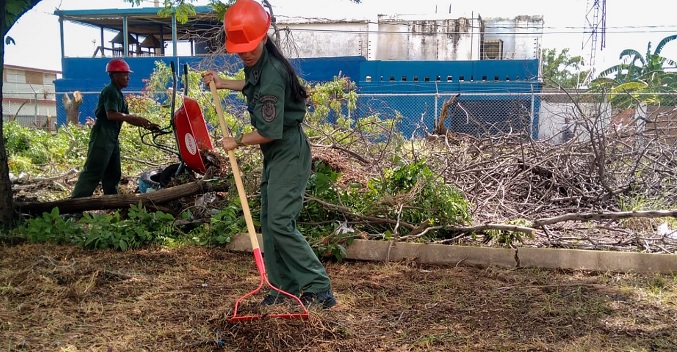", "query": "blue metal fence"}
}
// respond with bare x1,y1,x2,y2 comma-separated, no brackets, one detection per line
54,56,542,138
